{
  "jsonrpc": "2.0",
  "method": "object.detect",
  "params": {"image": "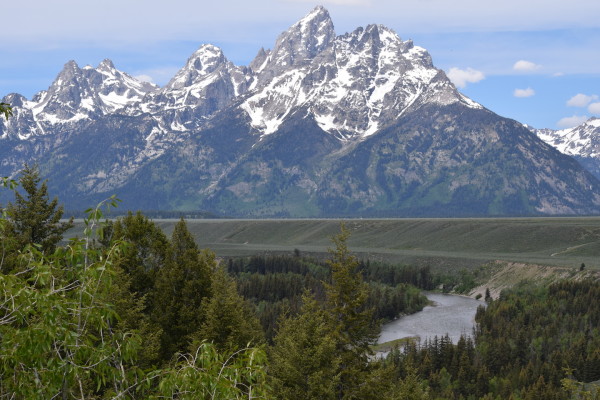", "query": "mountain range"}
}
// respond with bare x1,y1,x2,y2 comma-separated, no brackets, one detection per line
531,118,600,181
1,6,600,217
